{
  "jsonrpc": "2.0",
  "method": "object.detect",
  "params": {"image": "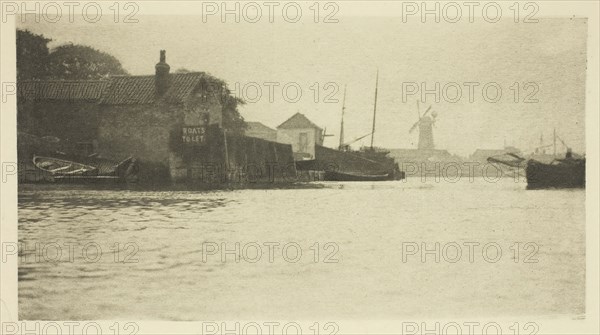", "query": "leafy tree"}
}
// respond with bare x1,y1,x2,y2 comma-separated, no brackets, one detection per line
199,76,247,135
17,29,128,80
46,44,128,79
16,30,51,80
221,92,247,135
